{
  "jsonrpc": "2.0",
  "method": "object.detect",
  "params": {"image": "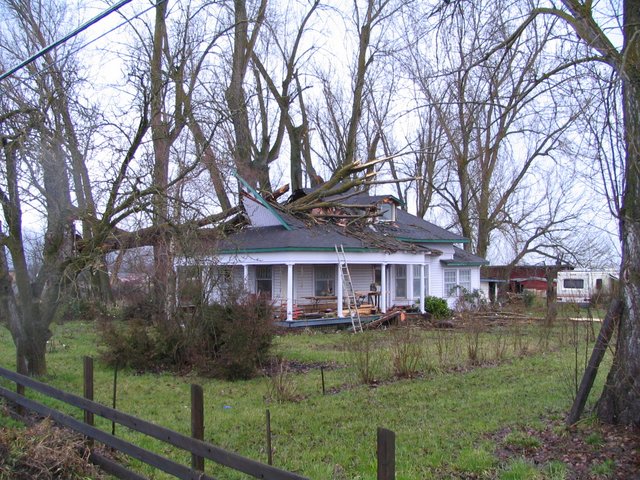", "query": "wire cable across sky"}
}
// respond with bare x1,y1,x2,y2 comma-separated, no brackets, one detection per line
0,0,137,82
